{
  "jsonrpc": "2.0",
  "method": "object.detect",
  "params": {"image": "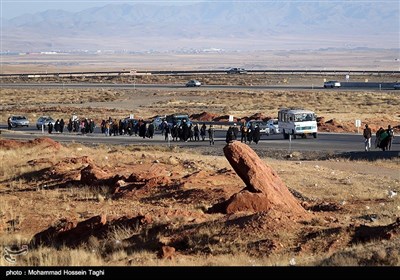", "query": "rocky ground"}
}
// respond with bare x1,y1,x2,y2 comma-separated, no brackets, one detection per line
0,137,399,266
